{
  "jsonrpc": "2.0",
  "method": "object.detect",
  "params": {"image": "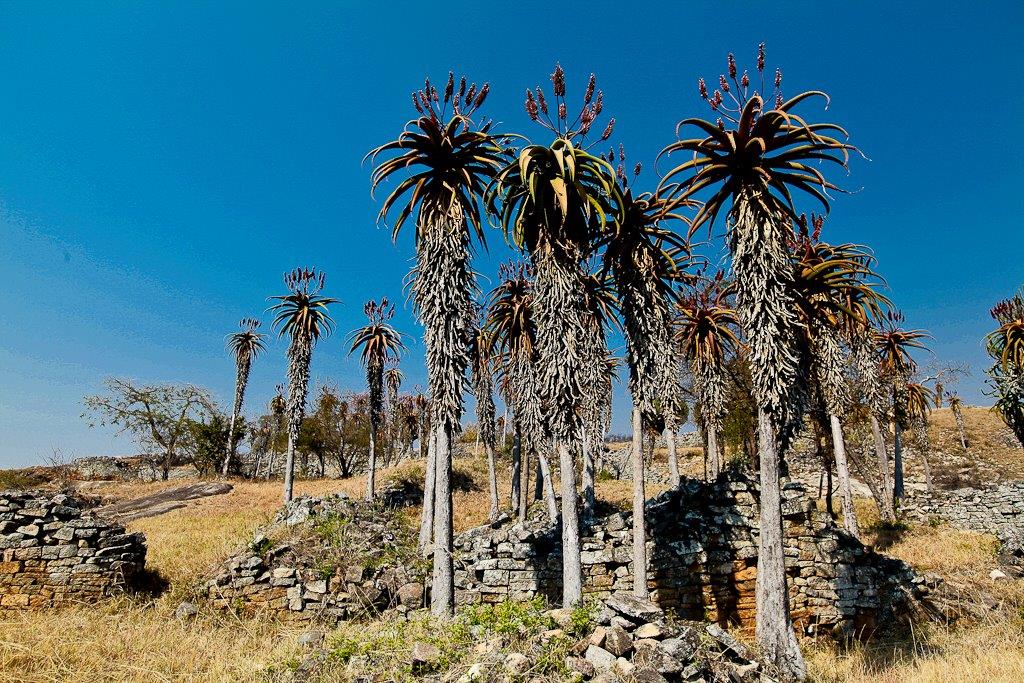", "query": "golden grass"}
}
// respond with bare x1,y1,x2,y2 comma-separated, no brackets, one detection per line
1,444,1022,681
